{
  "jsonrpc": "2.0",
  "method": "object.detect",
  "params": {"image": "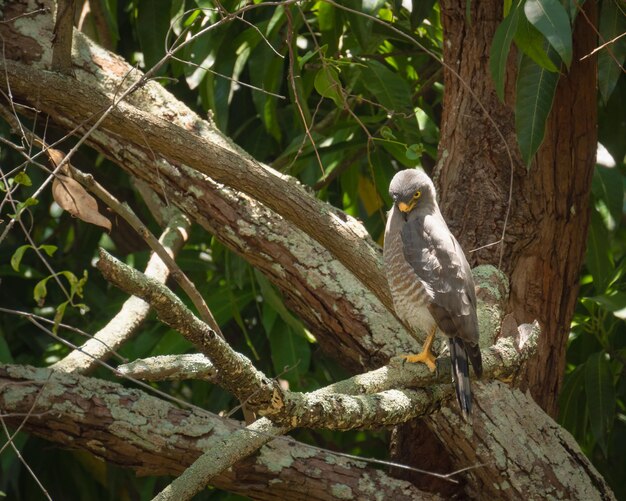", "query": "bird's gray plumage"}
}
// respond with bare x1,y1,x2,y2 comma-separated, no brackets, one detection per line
384,169,482,417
